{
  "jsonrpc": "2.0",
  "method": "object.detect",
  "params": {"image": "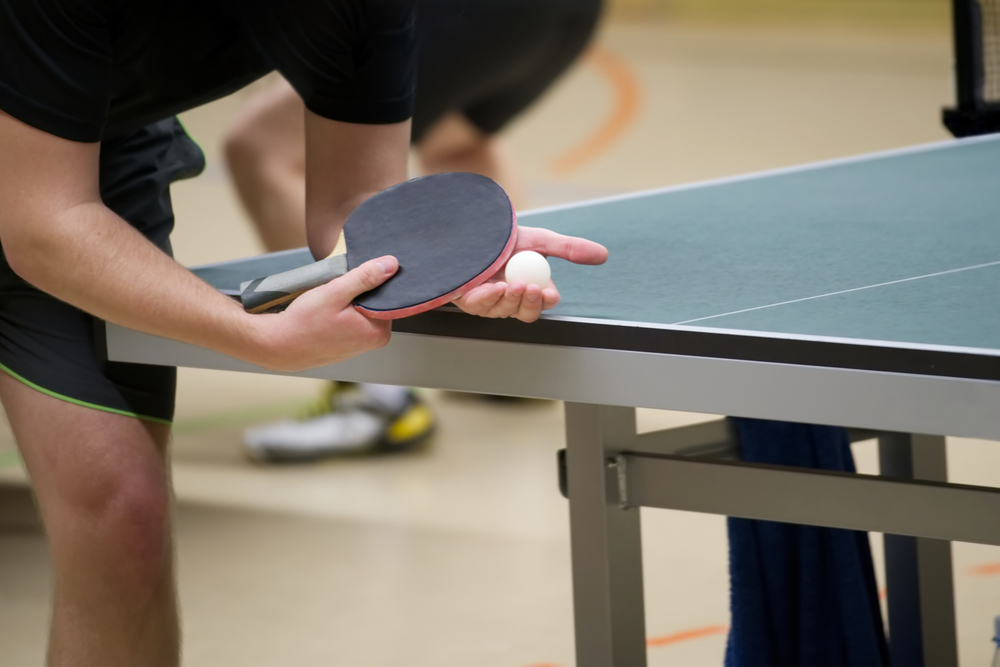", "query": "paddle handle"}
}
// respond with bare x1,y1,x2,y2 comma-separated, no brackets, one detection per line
240,253,348,313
